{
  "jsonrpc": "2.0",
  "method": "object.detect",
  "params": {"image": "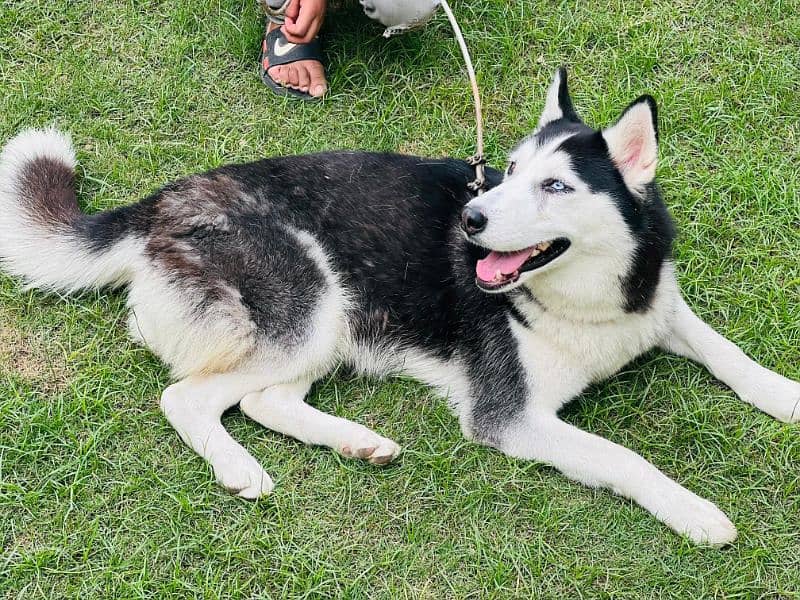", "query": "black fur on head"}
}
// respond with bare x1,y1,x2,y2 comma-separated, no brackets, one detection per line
553,67,581,123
